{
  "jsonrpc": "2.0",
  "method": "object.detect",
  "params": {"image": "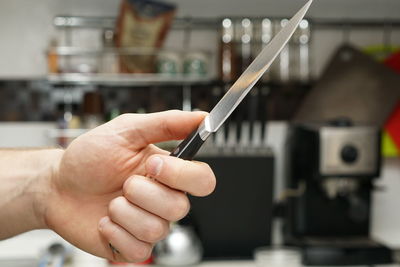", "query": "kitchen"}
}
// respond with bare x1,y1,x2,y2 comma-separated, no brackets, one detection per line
0,0,400,266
